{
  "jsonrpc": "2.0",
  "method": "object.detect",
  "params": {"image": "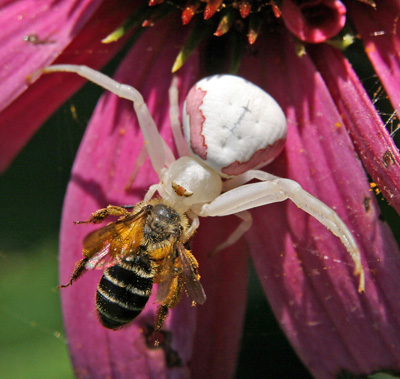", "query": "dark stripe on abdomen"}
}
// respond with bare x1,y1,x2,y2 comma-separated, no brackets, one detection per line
96,255,154,329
